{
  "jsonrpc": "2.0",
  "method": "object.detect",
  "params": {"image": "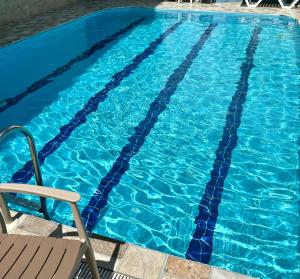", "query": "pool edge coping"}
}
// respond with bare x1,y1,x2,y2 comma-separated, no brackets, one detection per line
6,210,256,279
